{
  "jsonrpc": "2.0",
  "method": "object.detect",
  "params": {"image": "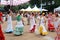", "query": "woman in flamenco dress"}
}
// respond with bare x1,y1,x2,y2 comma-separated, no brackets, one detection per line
48,12,55,31
39,13,48,36
55,24,60,40
29,13,36,33
14,13,24,36
0,12,5,40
